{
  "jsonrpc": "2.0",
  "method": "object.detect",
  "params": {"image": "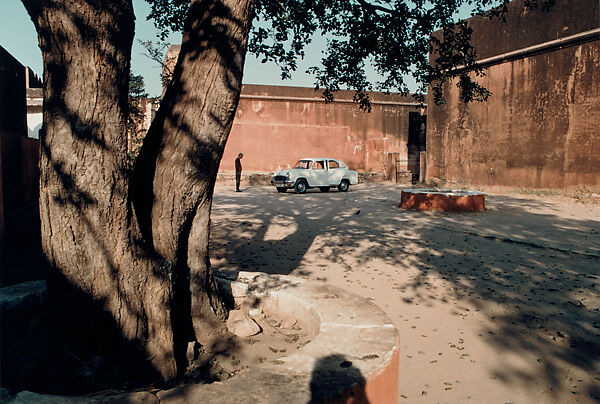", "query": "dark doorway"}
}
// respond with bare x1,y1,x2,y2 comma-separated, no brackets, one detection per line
407,112,426,183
